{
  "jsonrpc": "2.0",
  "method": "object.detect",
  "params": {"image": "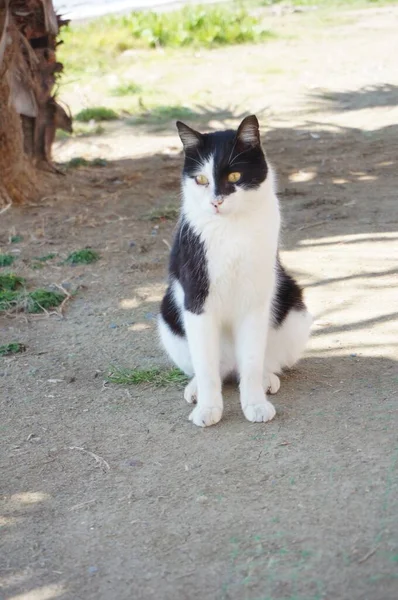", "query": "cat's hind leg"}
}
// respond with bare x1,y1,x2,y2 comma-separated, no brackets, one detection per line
265,308,313,379
158,315,194,377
